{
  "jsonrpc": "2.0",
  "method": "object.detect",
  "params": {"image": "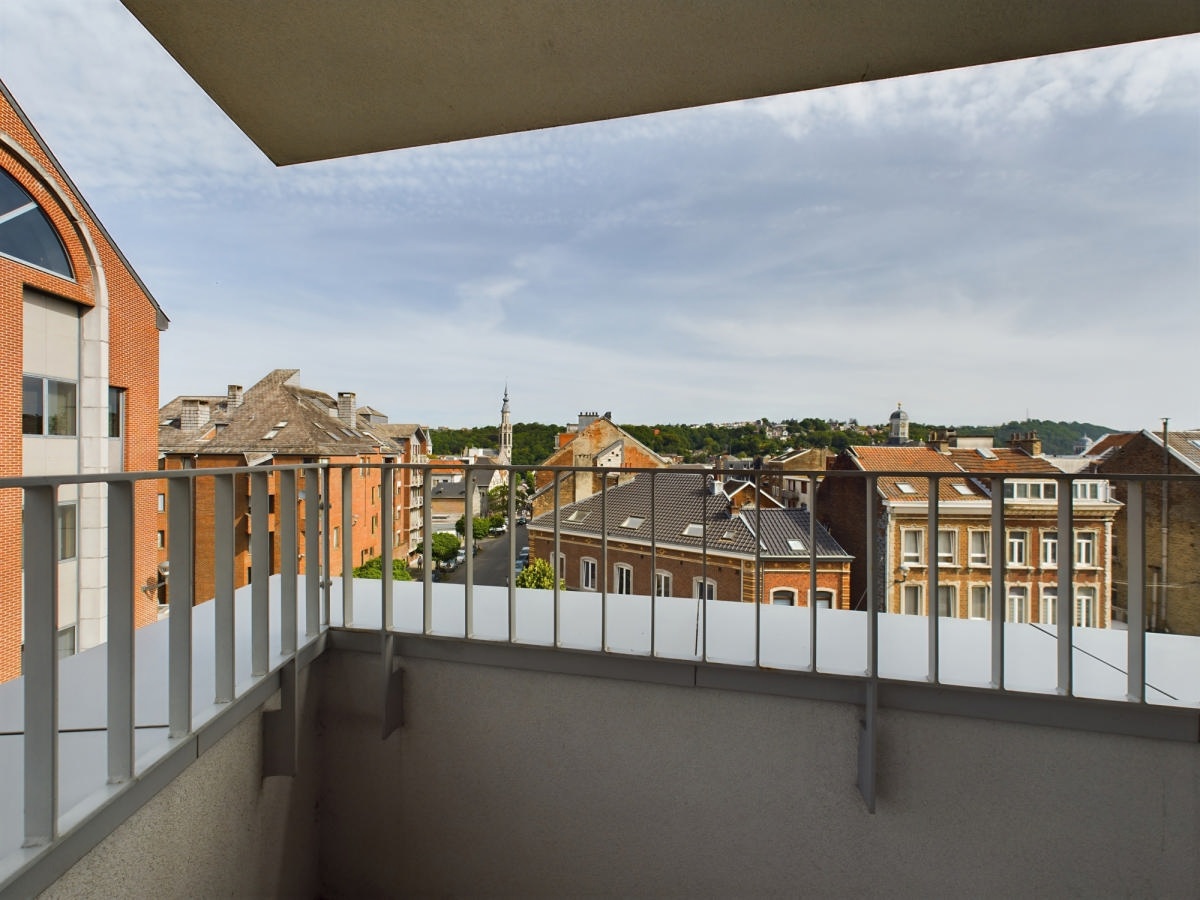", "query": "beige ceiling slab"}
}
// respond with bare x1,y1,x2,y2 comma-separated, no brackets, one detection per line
120,0,1199,165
